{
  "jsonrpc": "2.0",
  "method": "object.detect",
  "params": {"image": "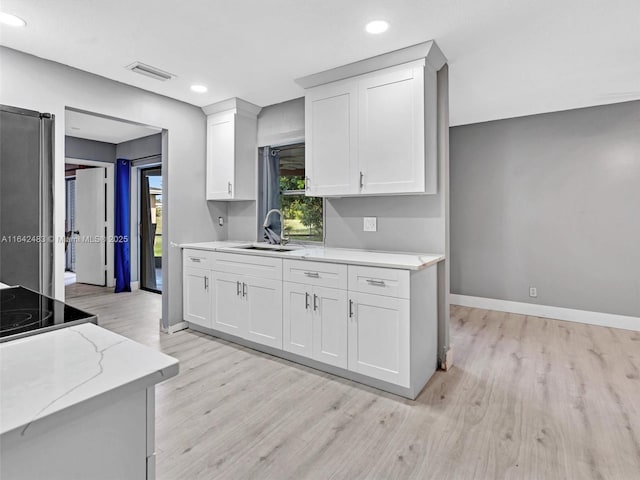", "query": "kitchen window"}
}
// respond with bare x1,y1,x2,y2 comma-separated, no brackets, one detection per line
259,143,323,243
